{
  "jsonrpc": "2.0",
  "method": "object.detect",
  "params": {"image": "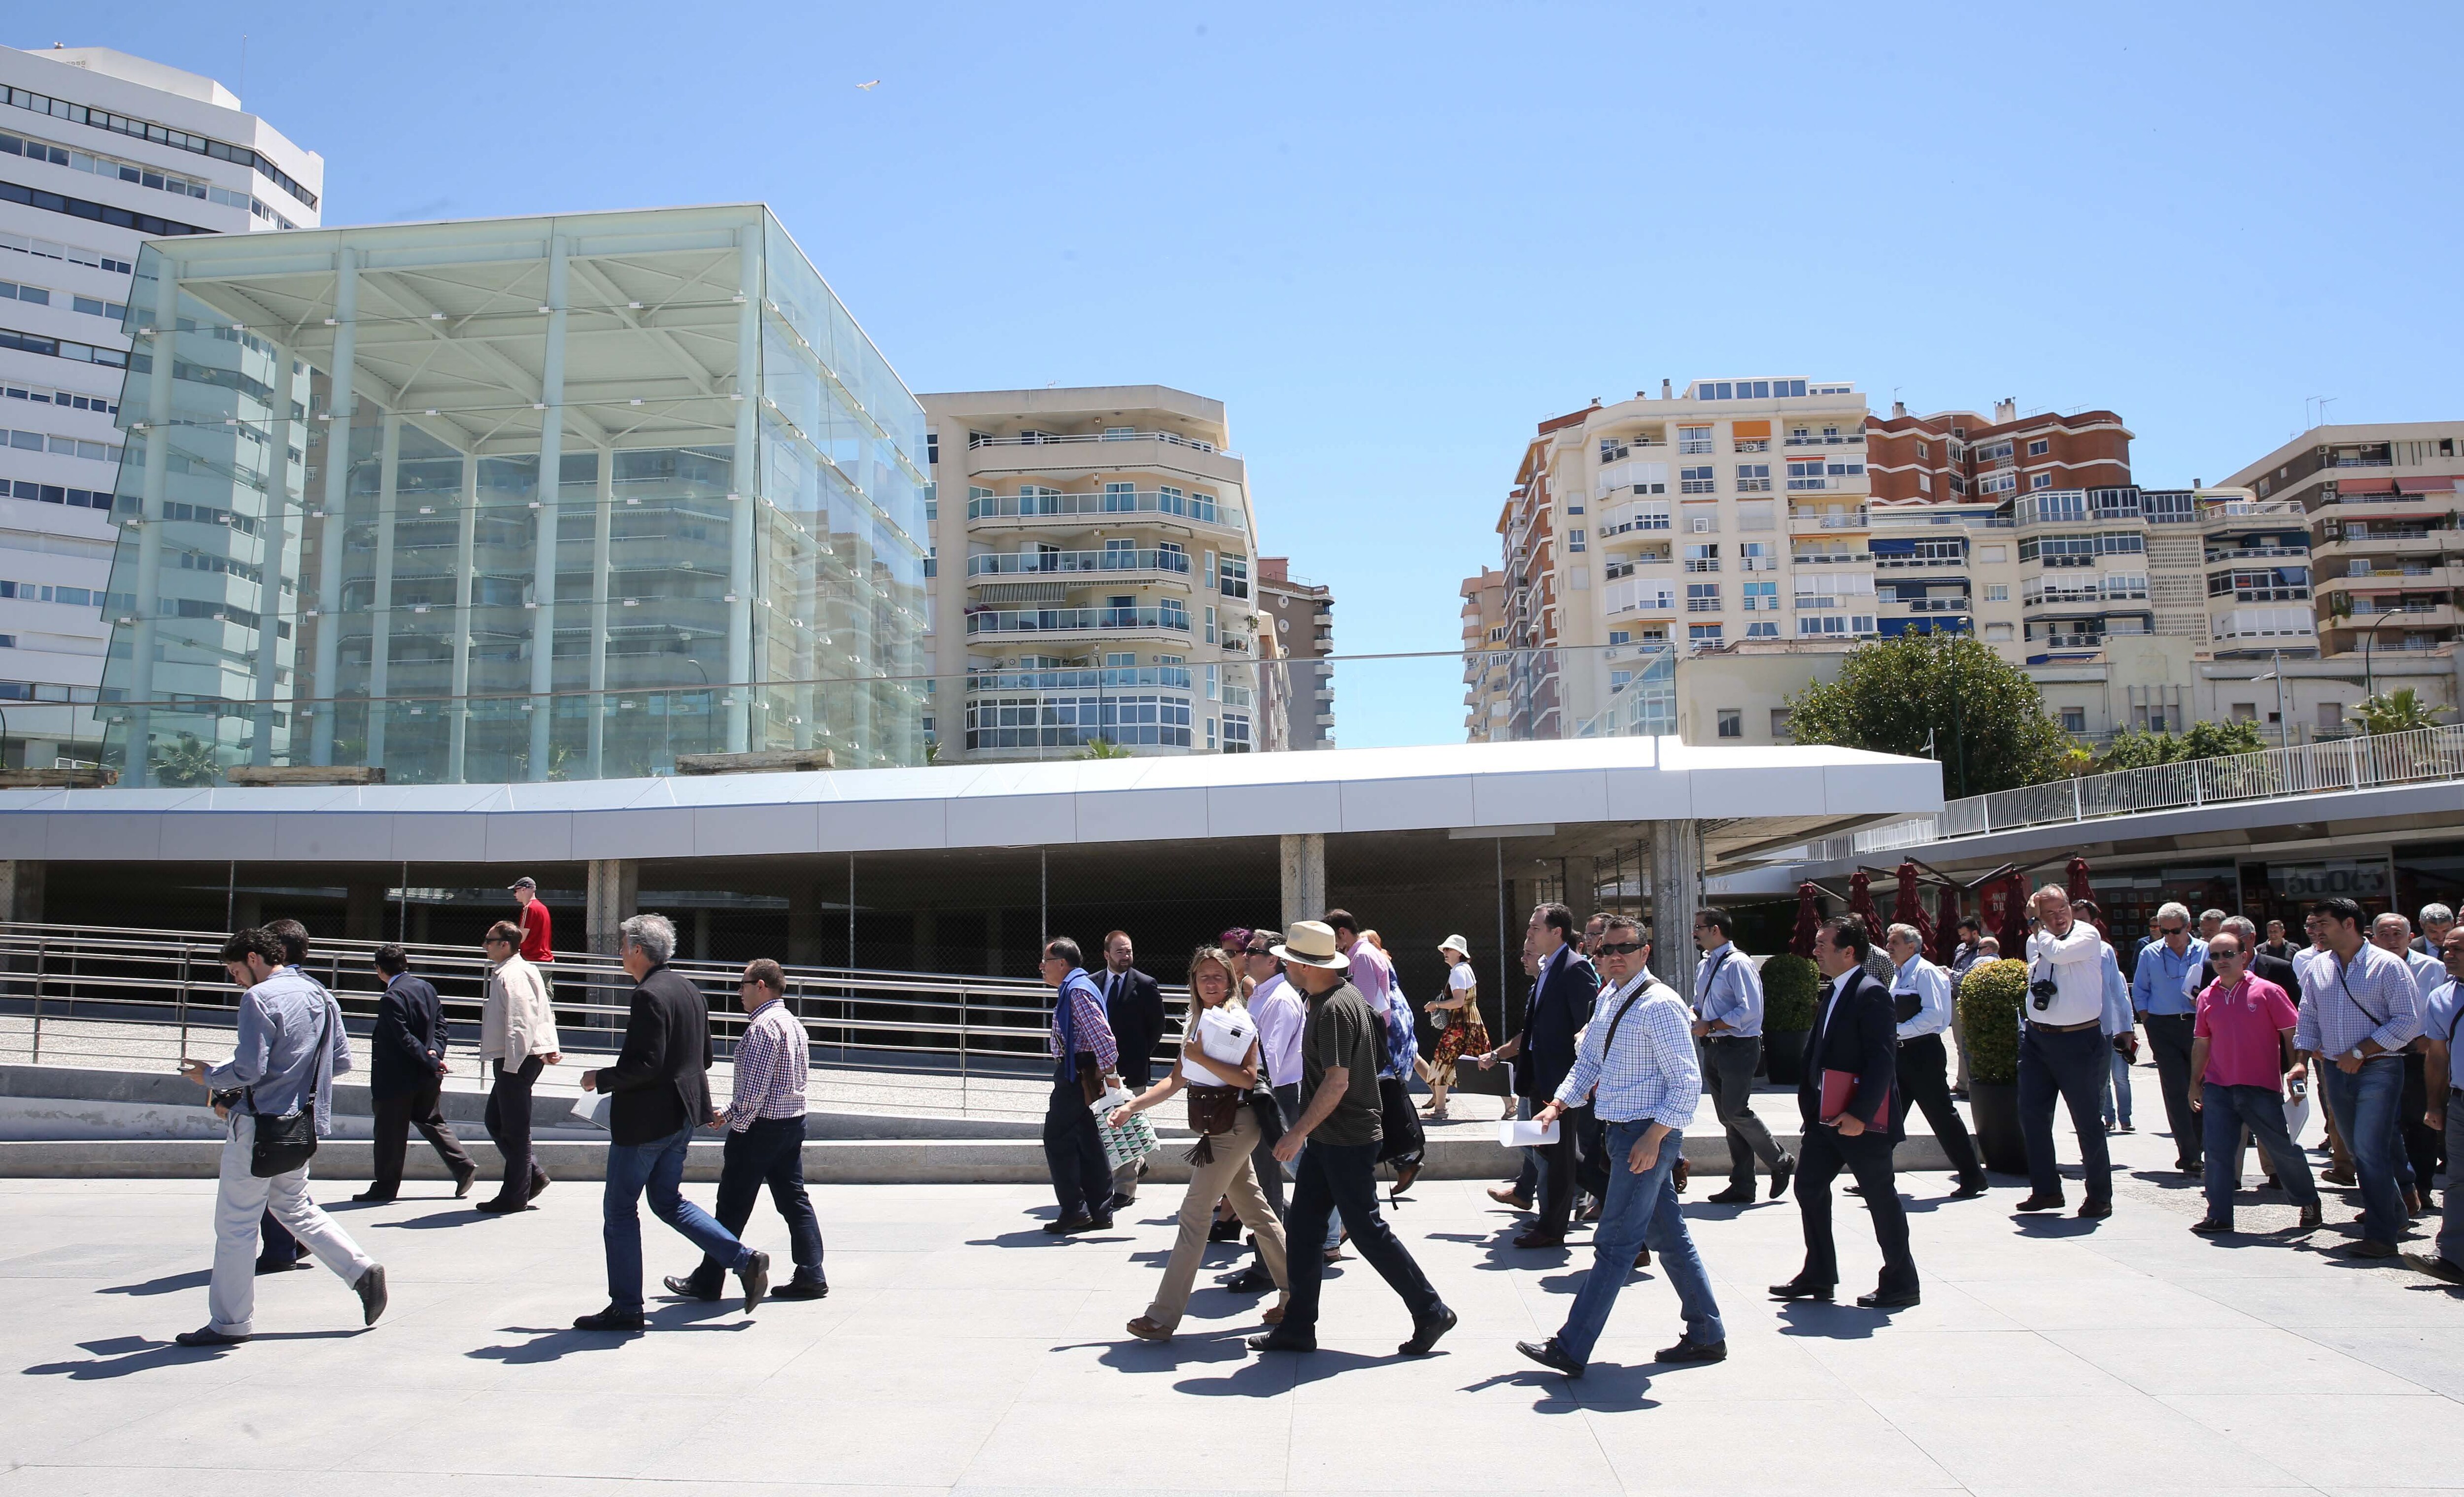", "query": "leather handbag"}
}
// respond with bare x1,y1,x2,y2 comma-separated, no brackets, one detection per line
1075,1053,1105,1106
249,996,332,1178
1185,1083,1244,1138
1377,1074,1425,1163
